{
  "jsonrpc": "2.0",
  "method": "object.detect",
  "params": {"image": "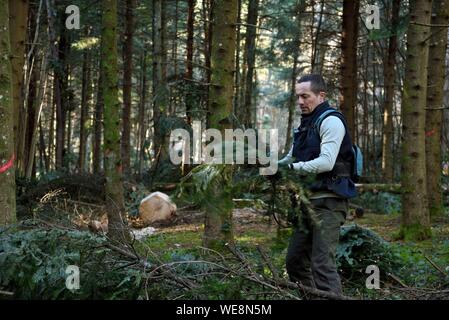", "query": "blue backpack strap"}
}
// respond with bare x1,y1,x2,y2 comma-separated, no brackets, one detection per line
313,109,346,133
